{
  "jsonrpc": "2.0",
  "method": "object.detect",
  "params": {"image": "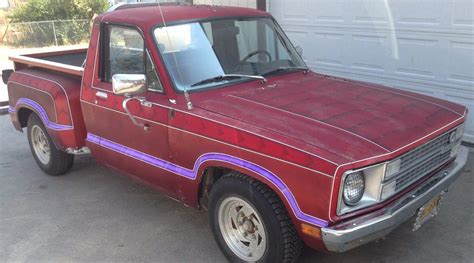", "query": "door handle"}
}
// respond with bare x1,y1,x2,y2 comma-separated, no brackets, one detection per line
96,91,108,100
